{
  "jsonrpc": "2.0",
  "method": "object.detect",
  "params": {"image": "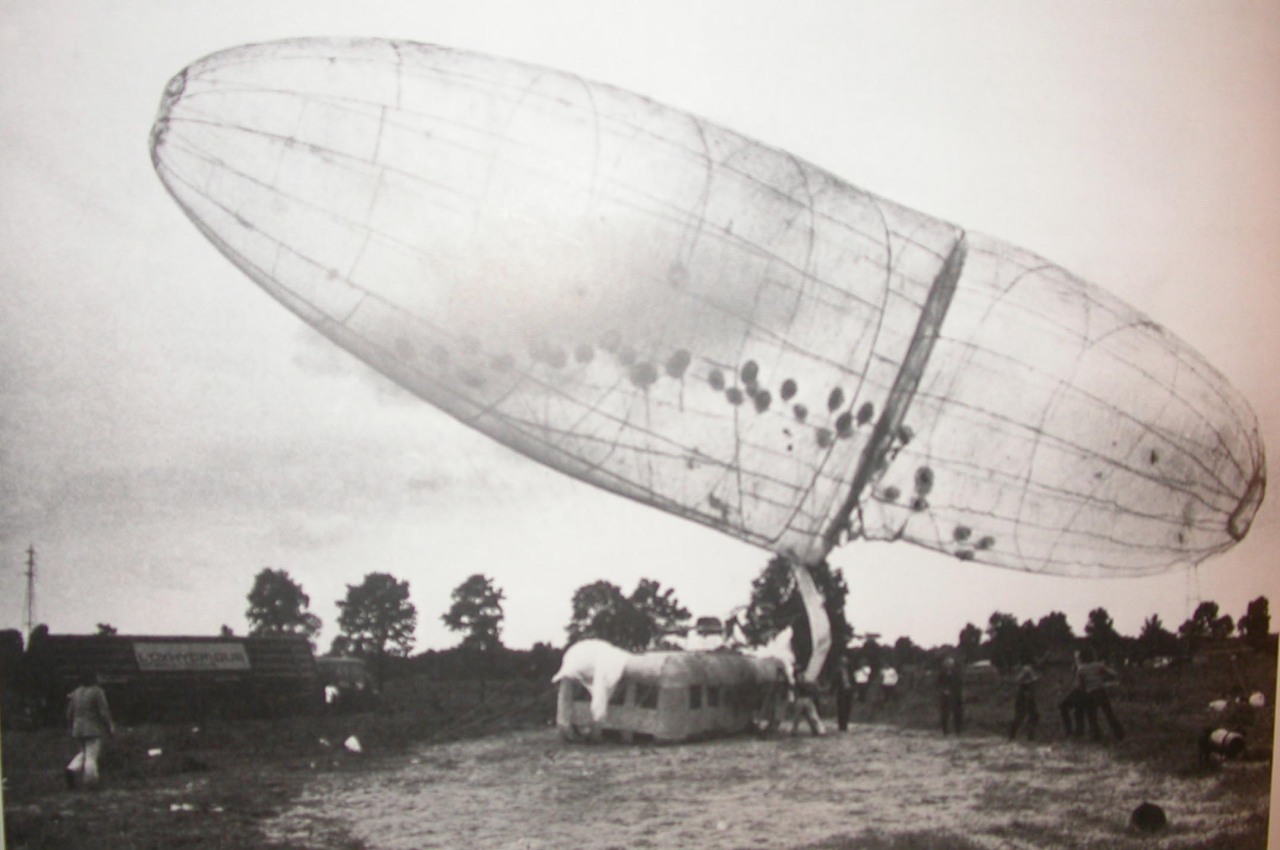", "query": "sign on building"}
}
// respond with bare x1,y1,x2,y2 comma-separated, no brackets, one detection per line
133,641,251,672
